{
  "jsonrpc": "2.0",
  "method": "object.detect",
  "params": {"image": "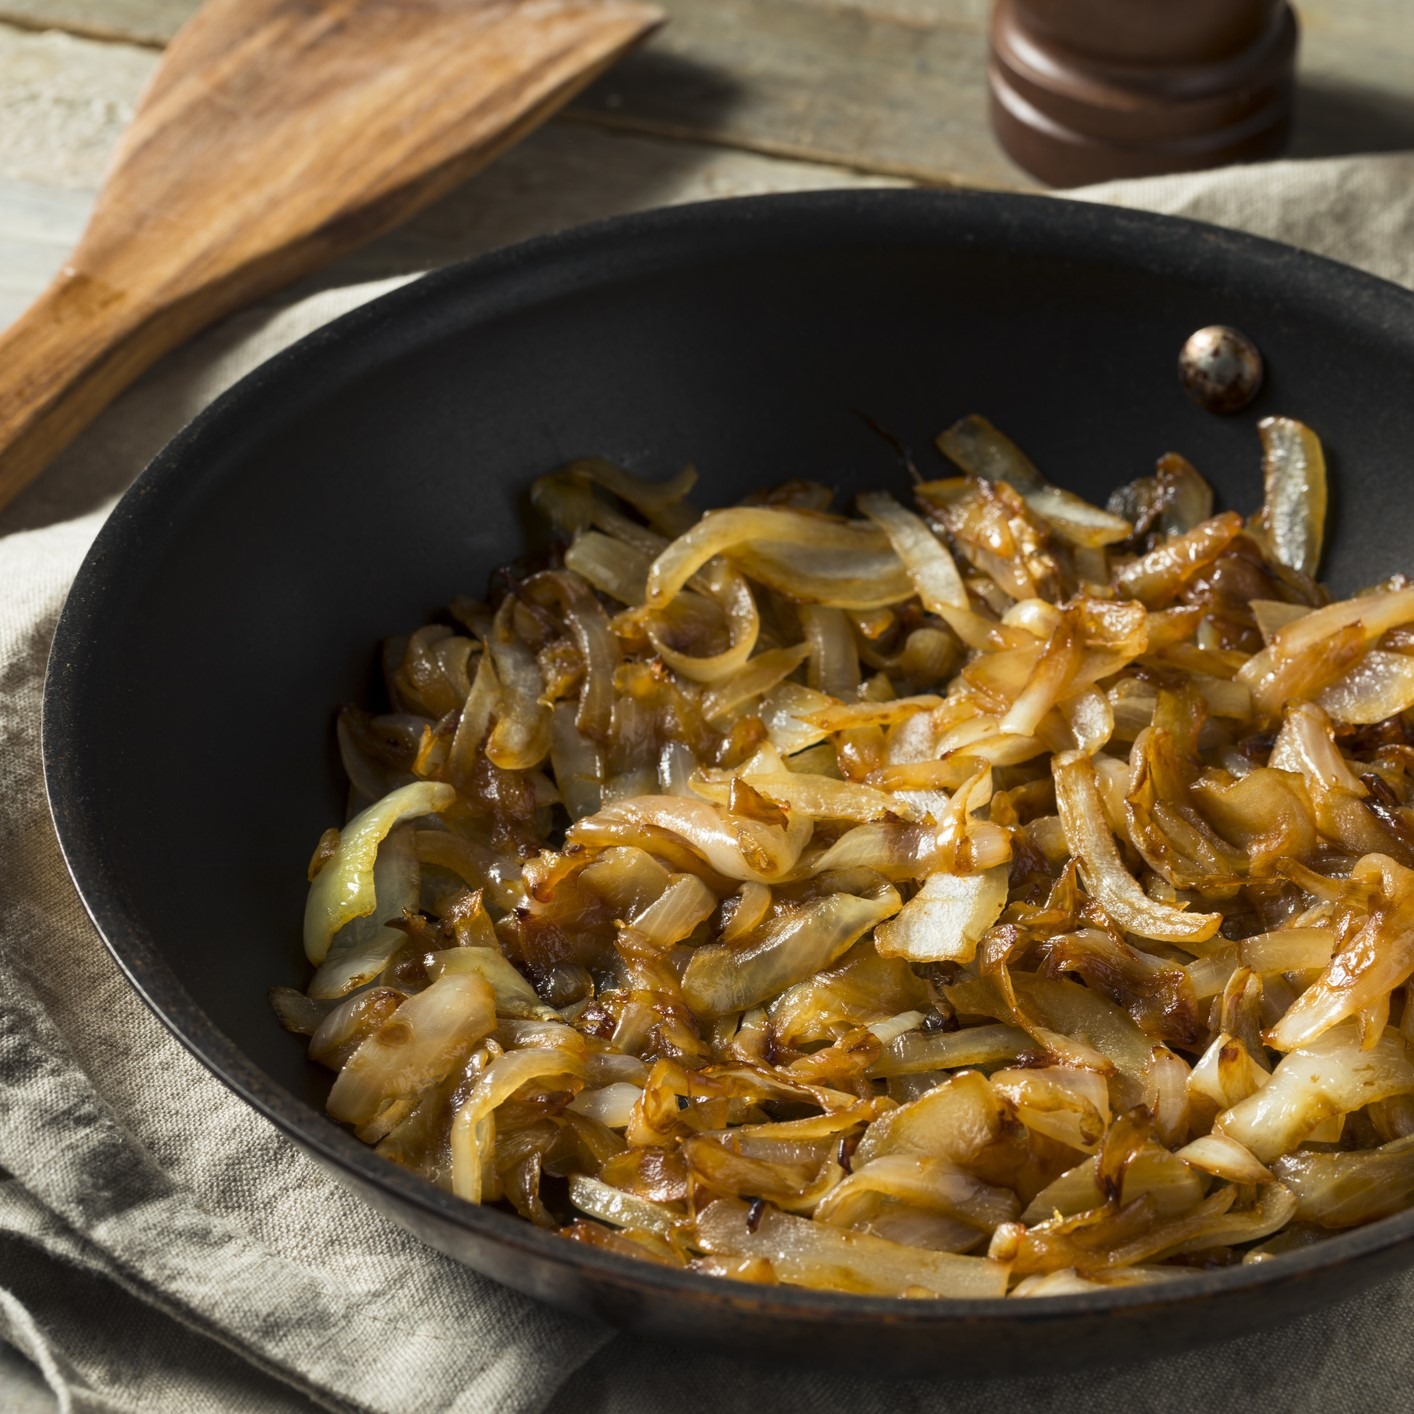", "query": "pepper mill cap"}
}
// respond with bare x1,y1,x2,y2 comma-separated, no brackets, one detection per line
989,0,1299,187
